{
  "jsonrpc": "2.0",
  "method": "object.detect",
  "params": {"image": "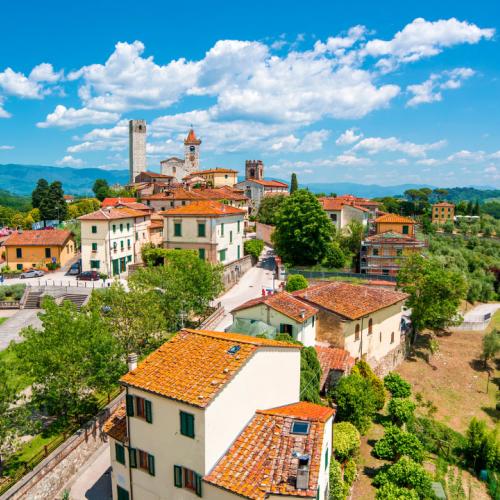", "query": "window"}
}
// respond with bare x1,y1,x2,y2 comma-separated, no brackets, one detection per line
130,448,155,476
237,245,240,260
382,269,389,276
291,421,310,435
402,225,409,235
16,248,22,258
174,466,202,496
16,264,23,270
117,486,129,500
127,239,131,249
312,315,315,327
45,248,51,258
396,248,403,257
127,223,130,231
330,214,337,222
112,225,116,233
380,331,382,343
218,249,227,262
115,443,125,465
91,225,97,234
237,220,241,233
120,223,124,232
91,242,97,252
126,395,152,423
368,318,373,335
220,223,224,236
229,230,233,244
174,223,182,237
391,331,395,344
325,448,329,470
197,223,206,237
279,323,293,335
198,248,205,260
355,324,360,341
127,255,132,263
120,240,124,250
180,411,195,438
90,260,100,269
373,248,379,256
